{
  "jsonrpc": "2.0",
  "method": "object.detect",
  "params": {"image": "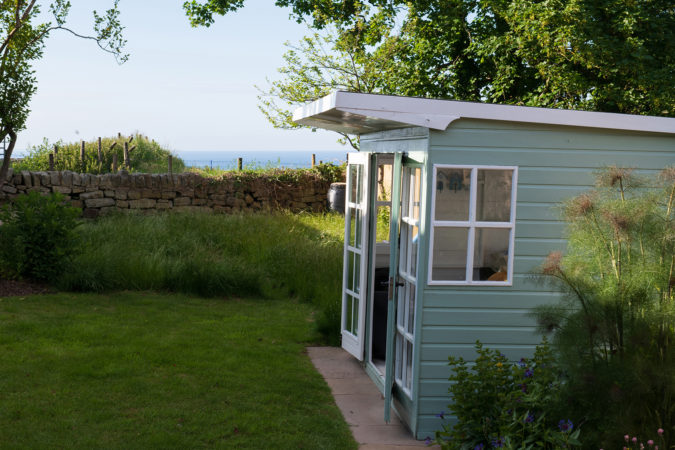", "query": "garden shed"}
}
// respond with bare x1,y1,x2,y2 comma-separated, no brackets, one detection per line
293,92,675,440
